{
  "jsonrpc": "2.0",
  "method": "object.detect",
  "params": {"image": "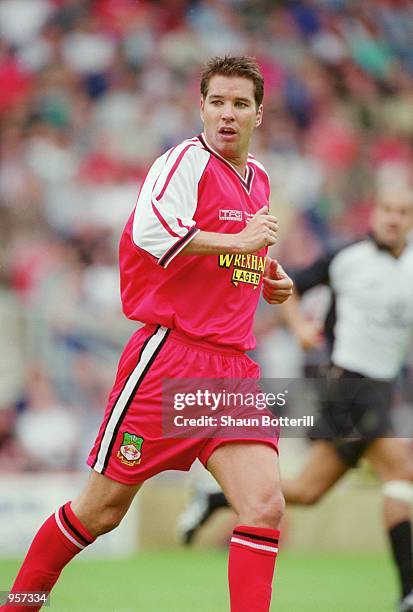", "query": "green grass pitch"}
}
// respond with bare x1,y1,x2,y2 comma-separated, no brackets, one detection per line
0,550,396,611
